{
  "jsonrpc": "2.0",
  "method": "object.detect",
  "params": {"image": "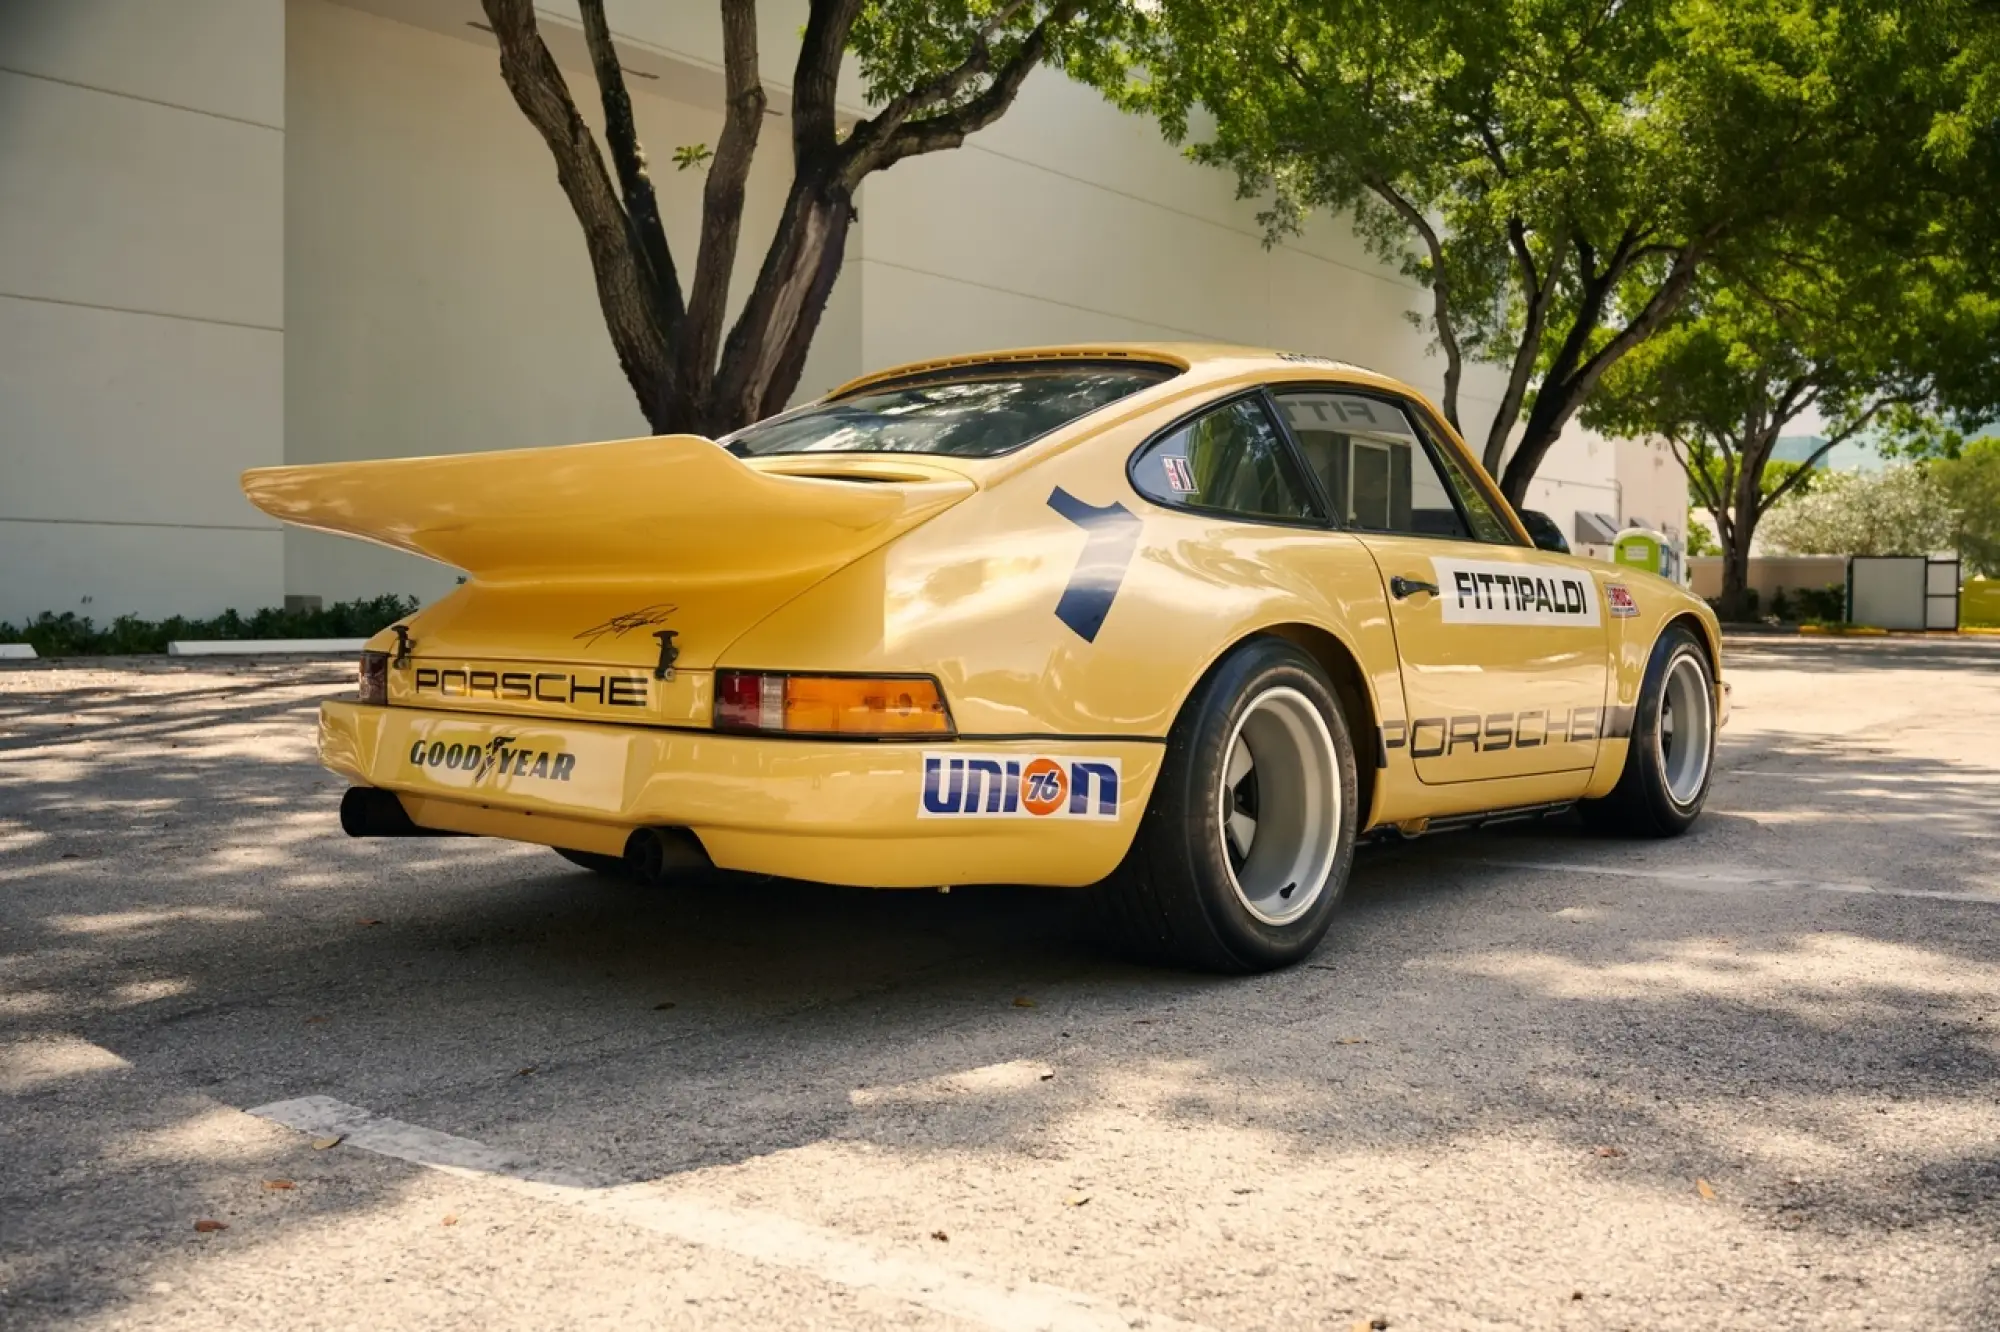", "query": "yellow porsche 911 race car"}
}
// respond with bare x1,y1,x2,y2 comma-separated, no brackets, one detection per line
242,344,1724,973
